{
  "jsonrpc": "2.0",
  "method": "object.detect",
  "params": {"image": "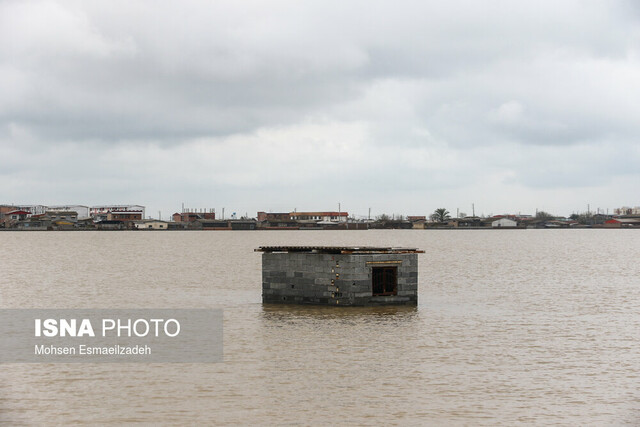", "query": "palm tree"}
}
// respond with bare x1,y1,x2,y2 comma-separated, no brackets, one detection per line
430,208,451,222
